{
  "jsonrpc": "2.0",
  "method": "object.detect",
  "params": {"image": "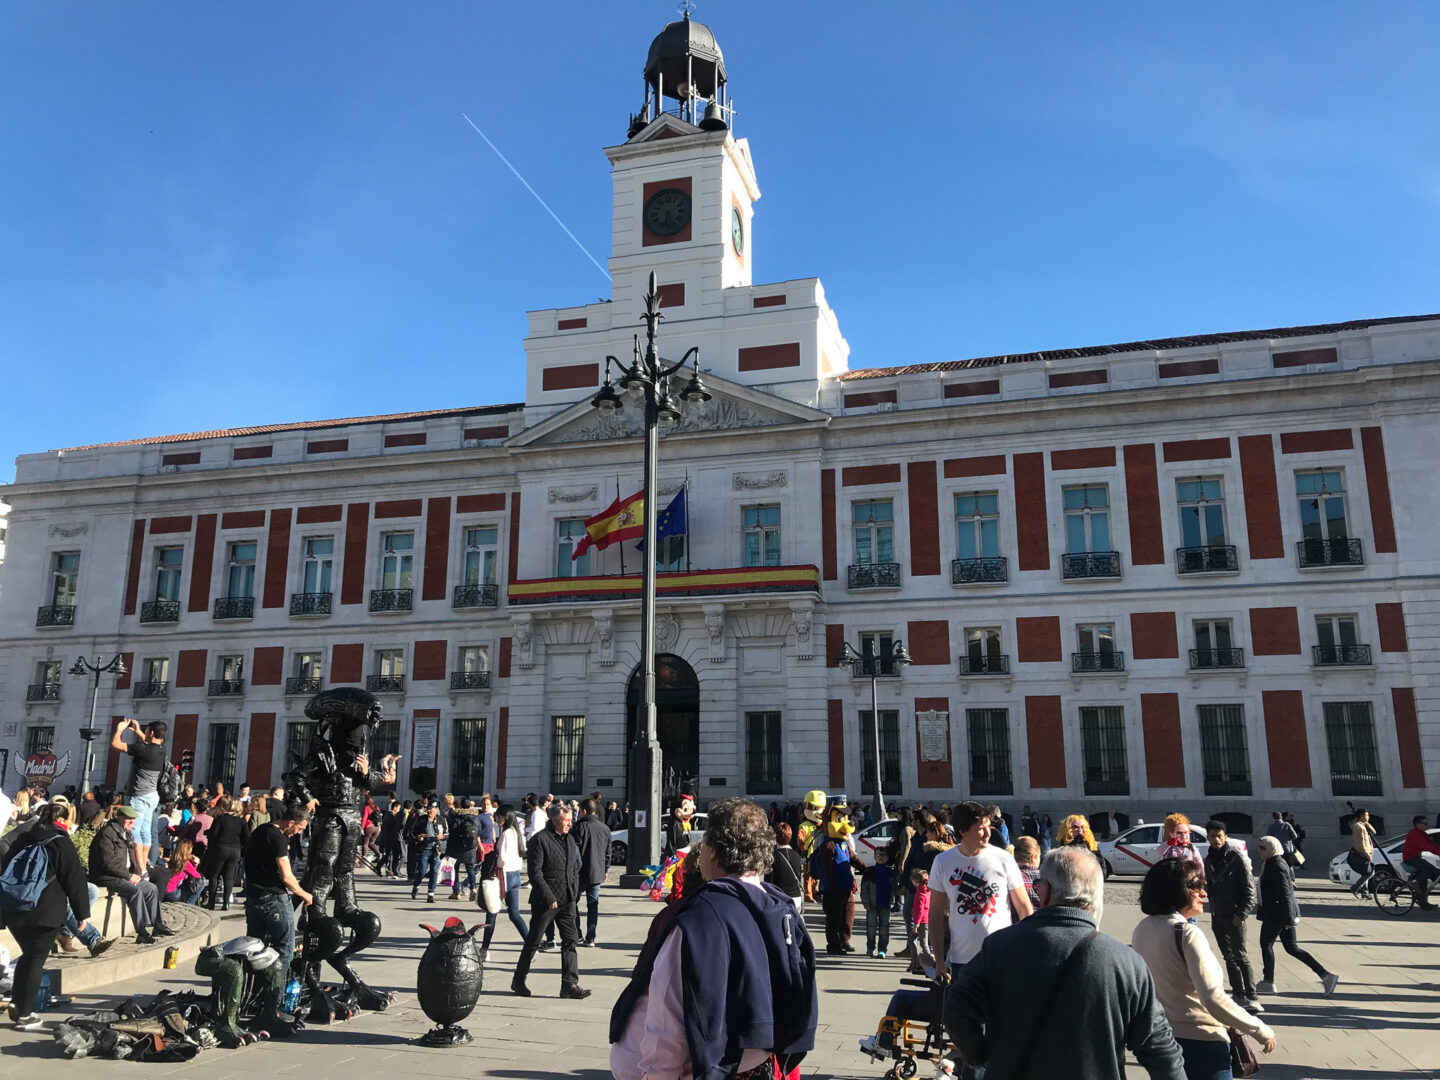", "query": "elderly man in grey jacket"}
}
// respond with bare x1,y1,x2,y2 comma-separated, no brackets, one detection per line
944,846,1184,1080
